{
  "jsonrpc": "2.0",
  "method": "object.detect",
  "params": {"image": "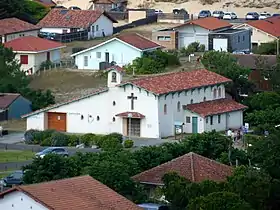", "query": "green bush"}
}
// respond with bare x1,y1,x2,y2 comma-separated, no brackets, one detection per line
40,137,52,146
51,132,69,146
40,60,54,70
99,137,123,151
80,133,96,147
24,129,41,144
124,139,134,148
68,135,80,146
198,44,206,52
105,133,123,144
